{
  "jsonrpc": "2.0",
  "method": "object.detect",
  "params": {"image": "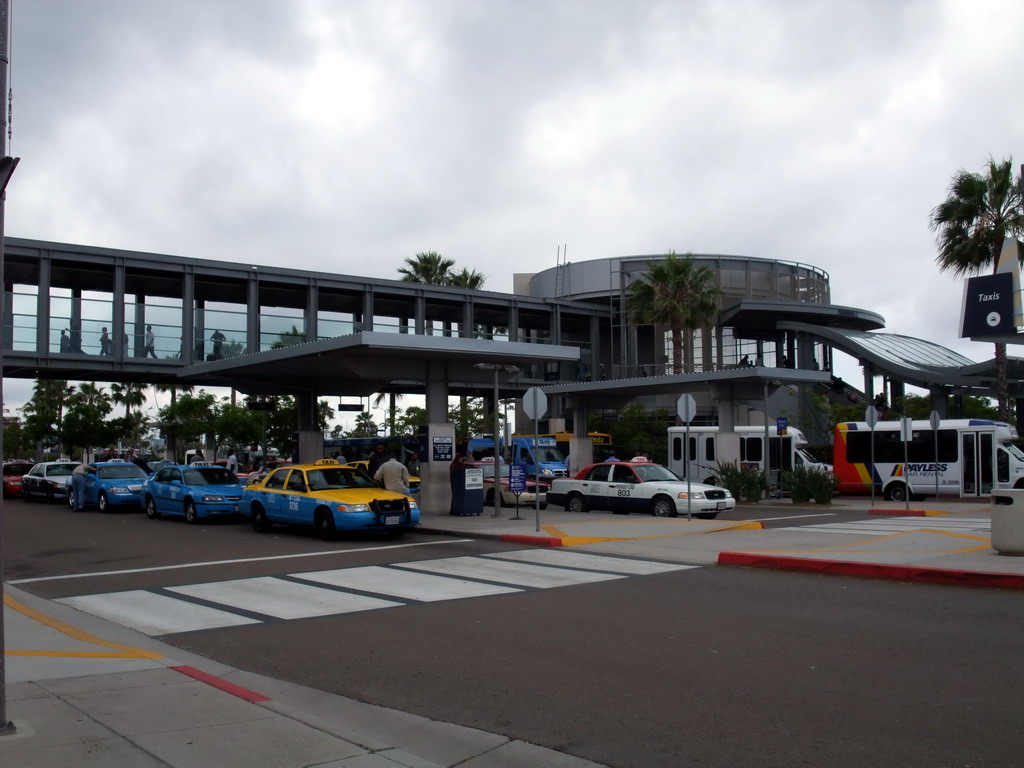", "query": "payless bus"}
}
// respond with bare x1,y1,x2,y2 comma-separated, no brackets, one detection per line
833,419,1024,501
667,425,825,485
